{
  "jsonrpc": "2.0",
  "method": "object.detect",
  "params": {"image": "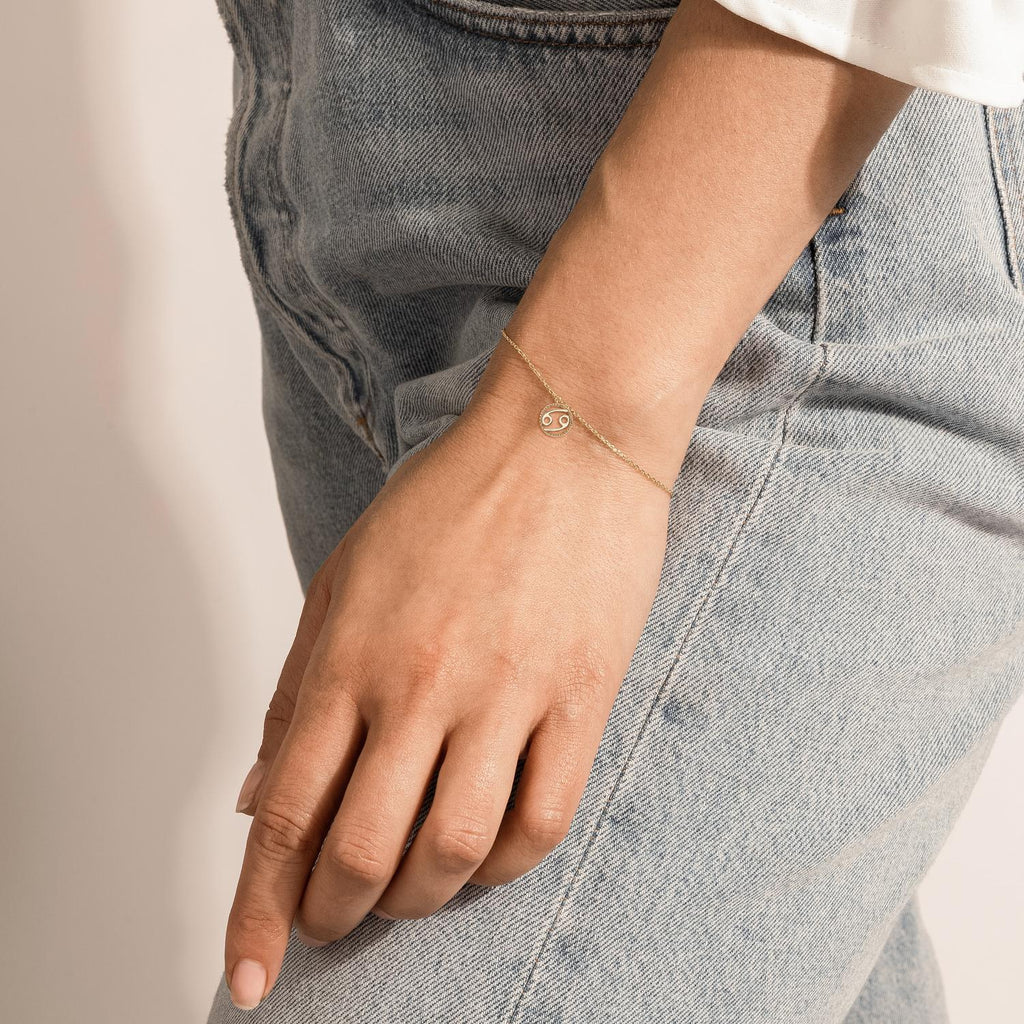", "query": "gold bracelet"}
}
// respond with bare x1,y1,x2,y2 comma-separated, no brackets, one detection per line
499,327,674,497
